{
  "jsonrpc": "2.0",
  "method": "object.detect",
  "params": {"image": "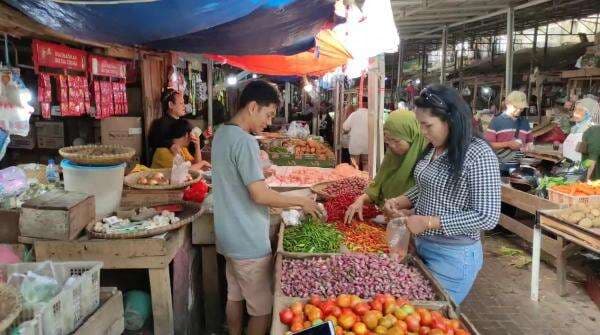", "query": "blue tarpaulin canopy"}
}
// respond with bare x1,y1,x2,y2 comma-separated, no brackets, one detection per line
5,0,335,55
